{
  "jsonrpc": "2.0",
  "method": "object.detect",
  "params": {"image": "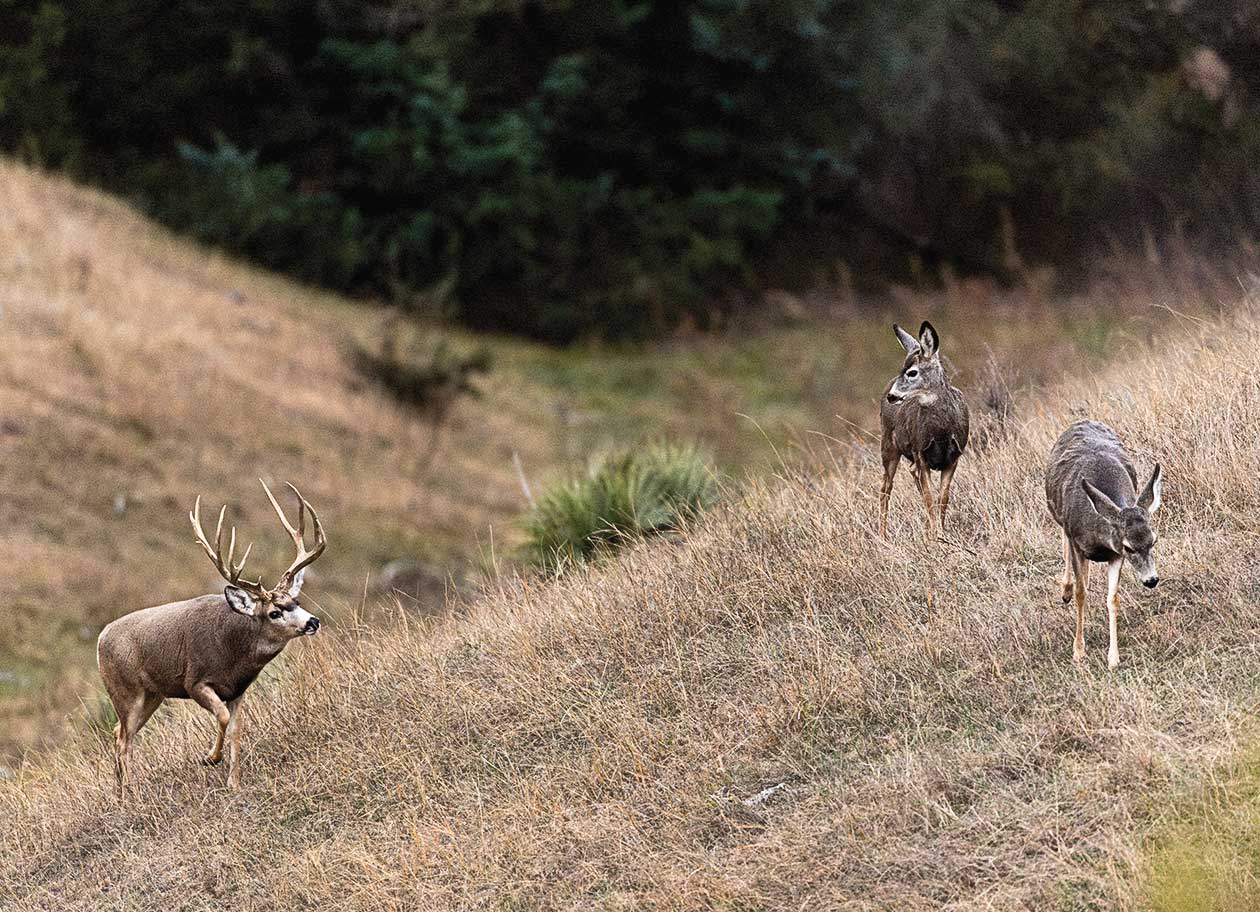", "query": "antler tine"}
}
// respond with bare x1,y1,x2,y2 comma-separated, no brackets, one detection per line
260,479,328,588
260,478,301,544
189,494,266,596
